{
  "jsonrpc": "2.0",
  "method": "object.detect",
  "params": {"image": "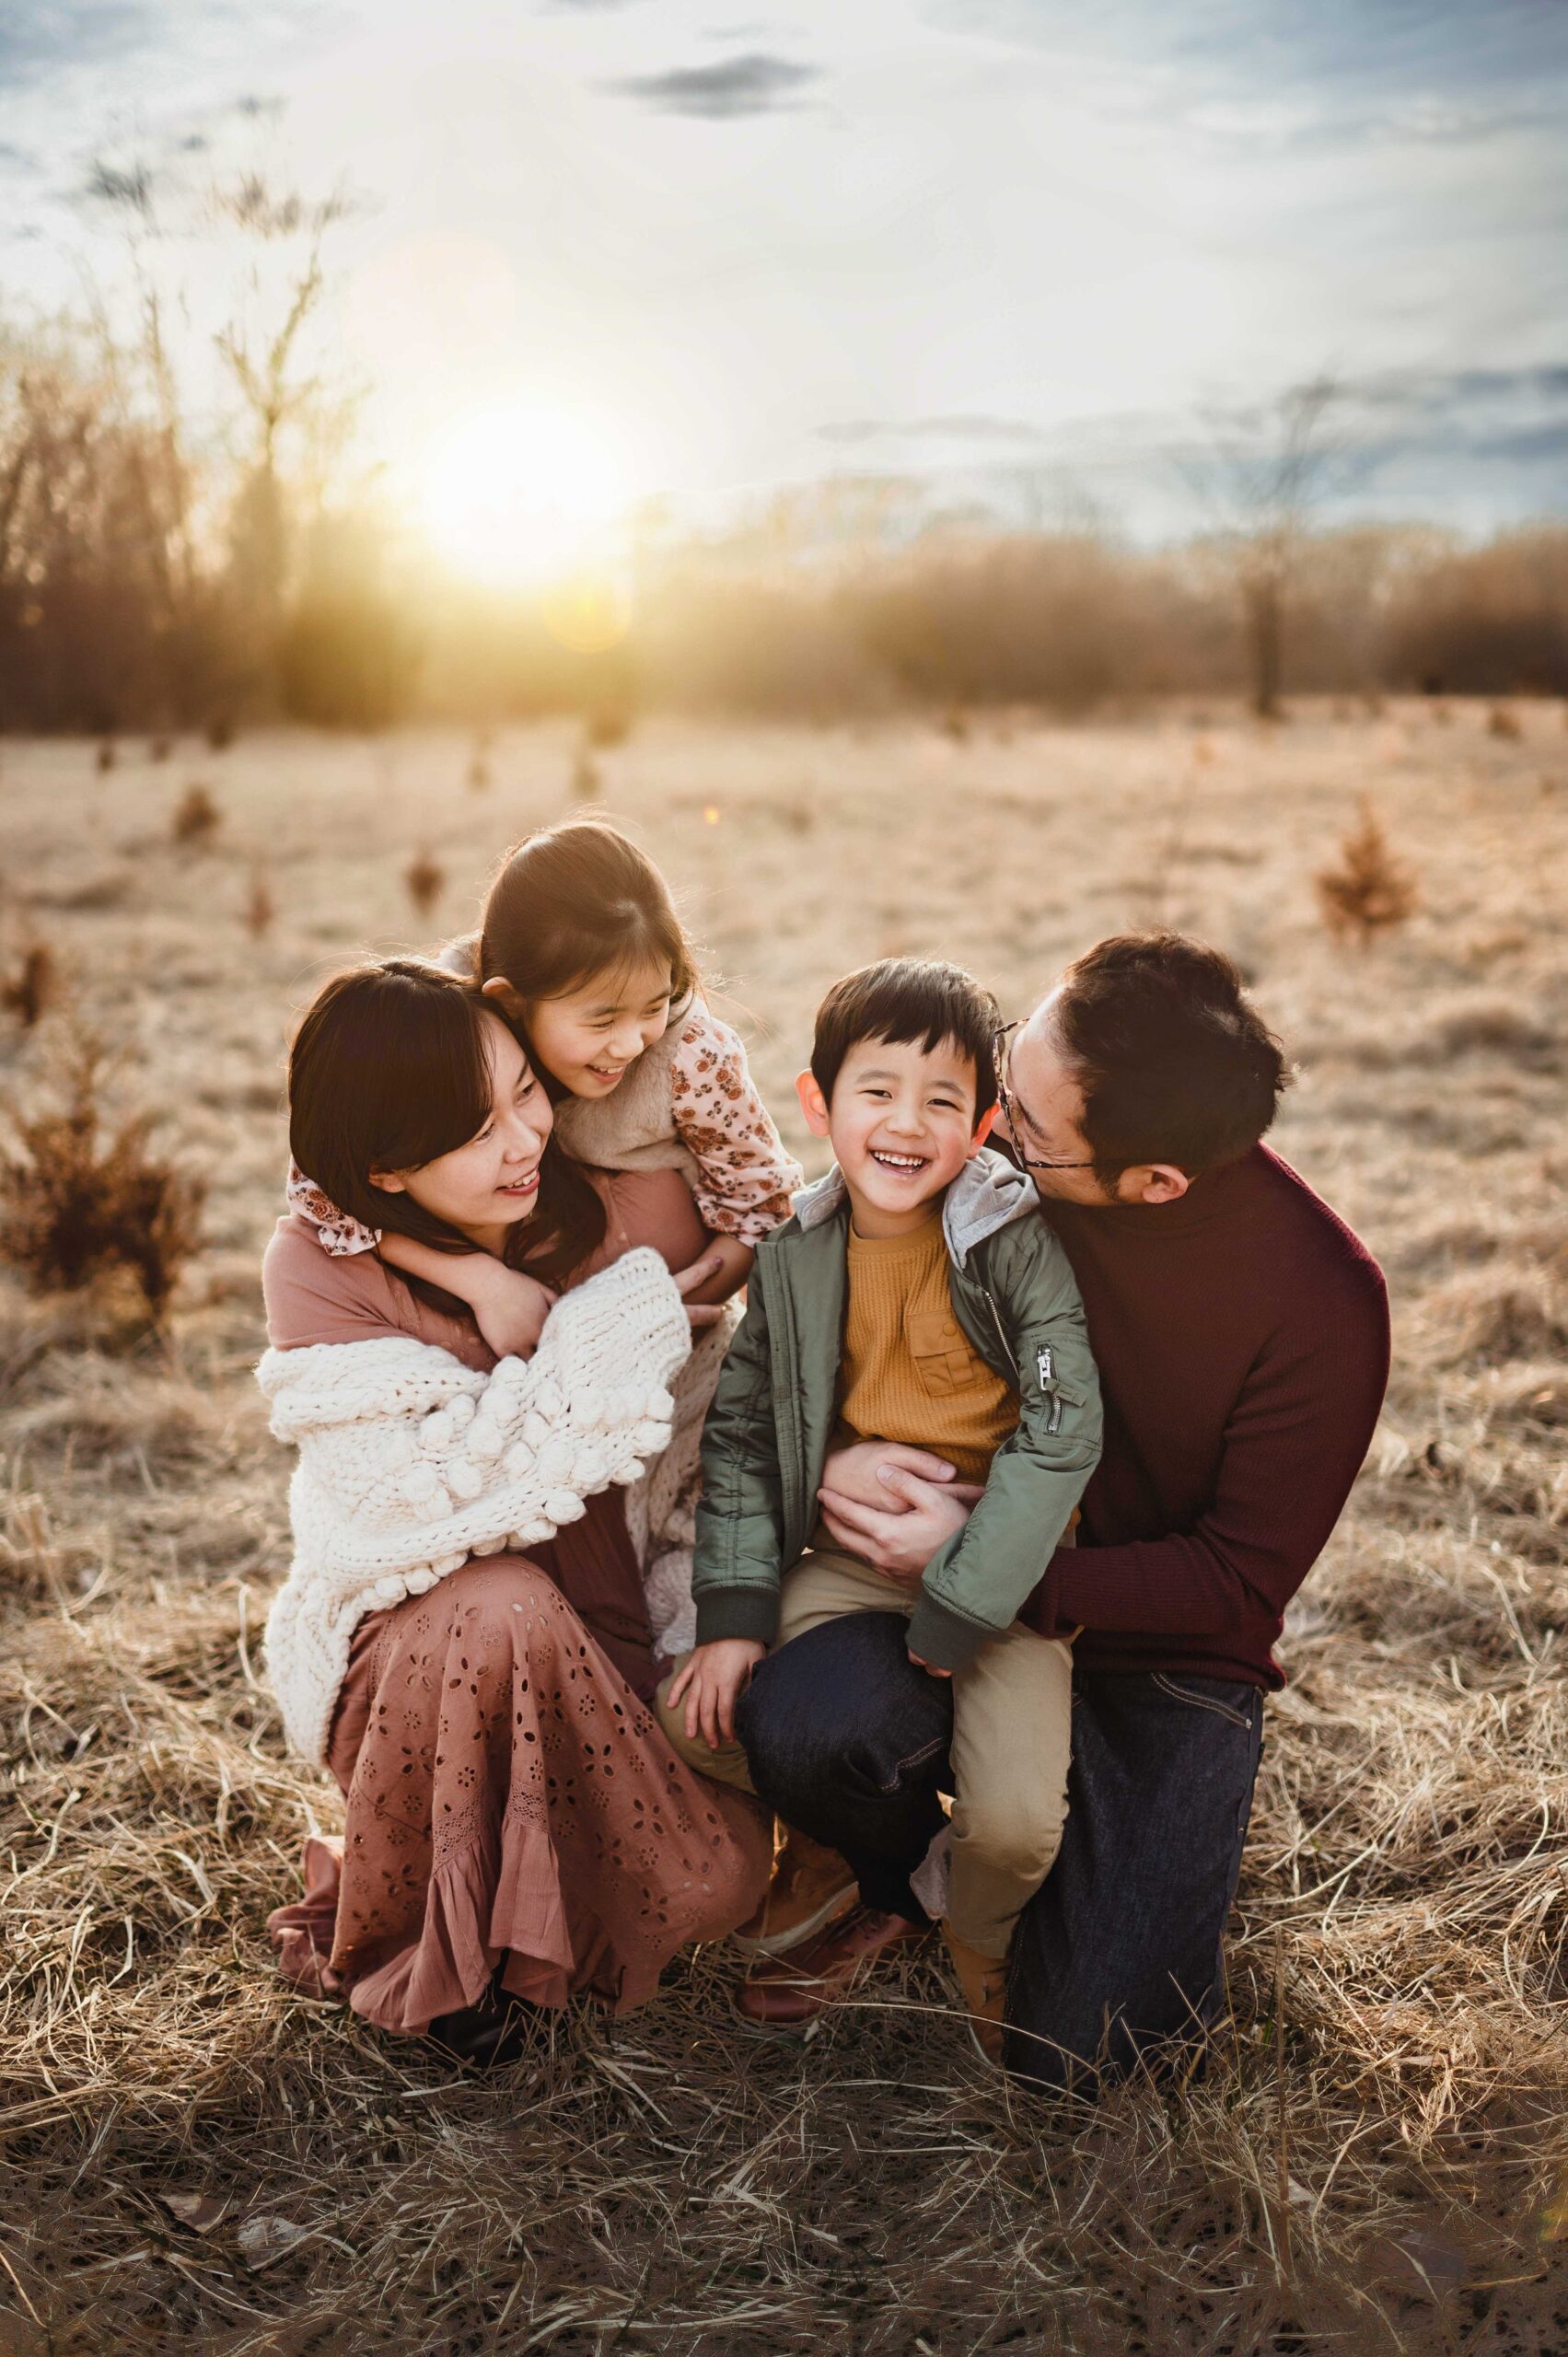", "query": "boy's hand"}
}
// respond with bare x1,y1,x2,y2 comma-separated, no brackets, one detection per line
666,1639,766,1747
907,1649,953,1680
463,1260,557,1359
